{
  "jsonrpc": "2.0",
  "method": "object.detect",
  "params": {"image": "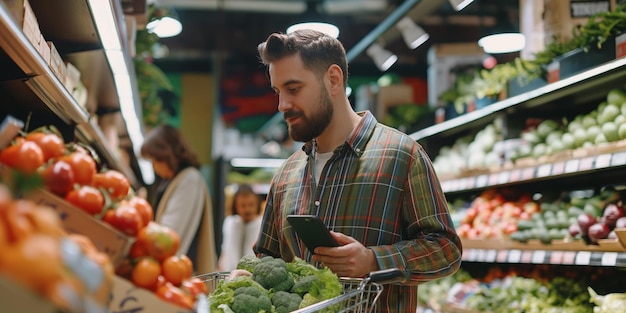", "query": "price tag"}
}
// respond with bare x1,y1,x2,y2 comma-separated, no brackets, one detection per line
611,152,626,166
550,251,564,264
522,168,535,180
476,249,486,262
562,251,576,264
497,250,508,262
498,171,510,184
575,251,591,265
579,157,594,171
441,181,452,193
509,169,521,182
602,252,618,266
565,159,580,173
617,33,626,58
551,162,565,175
595,154,612,168
508,250,522,263
476,175,488,188
488,173,499,185
521,250,533,263
532,250,546,264
485,249,497,262
465,177,475,189
537,164,552,177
